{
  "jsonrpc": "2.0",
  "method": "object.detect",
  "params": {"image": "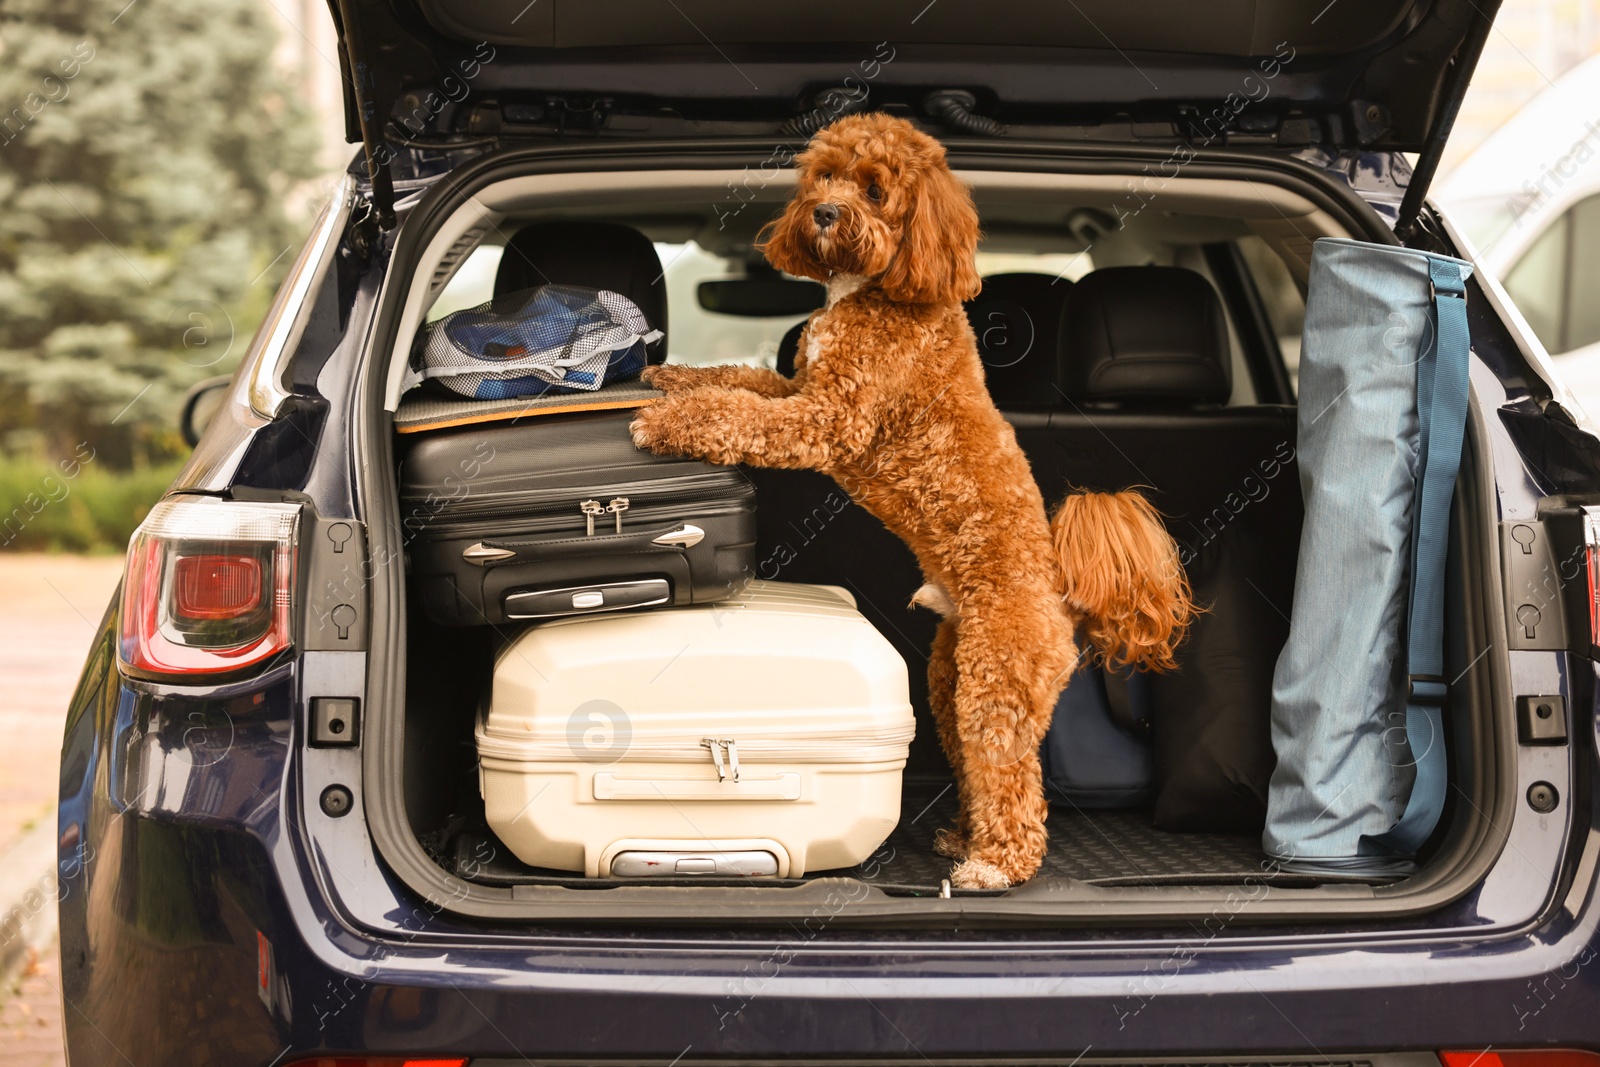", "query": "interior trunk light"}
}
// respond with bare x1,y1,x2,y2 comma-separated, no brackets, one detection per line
119,497,299,679
1442,1052,1600,1067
